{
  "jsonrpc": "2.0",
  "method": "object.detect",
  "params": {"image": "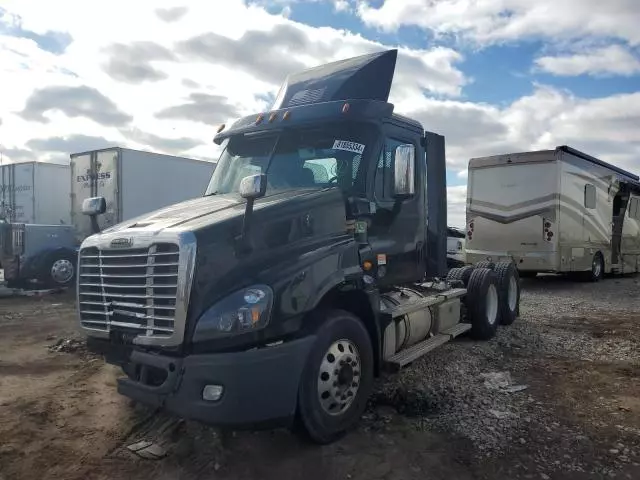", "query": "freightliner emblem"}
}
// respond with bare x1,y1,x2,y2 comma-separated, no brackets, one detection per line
110,237,133,248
